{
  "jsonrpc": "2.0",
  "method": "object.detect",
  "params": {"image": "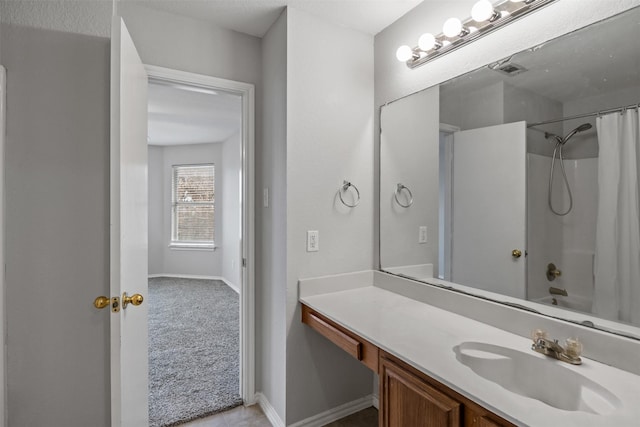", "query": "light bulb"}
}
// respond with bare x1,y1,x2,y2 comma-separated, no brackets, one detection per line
471,0,496,22
396,45,414,62
443,17,465,38
418,33,440,51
